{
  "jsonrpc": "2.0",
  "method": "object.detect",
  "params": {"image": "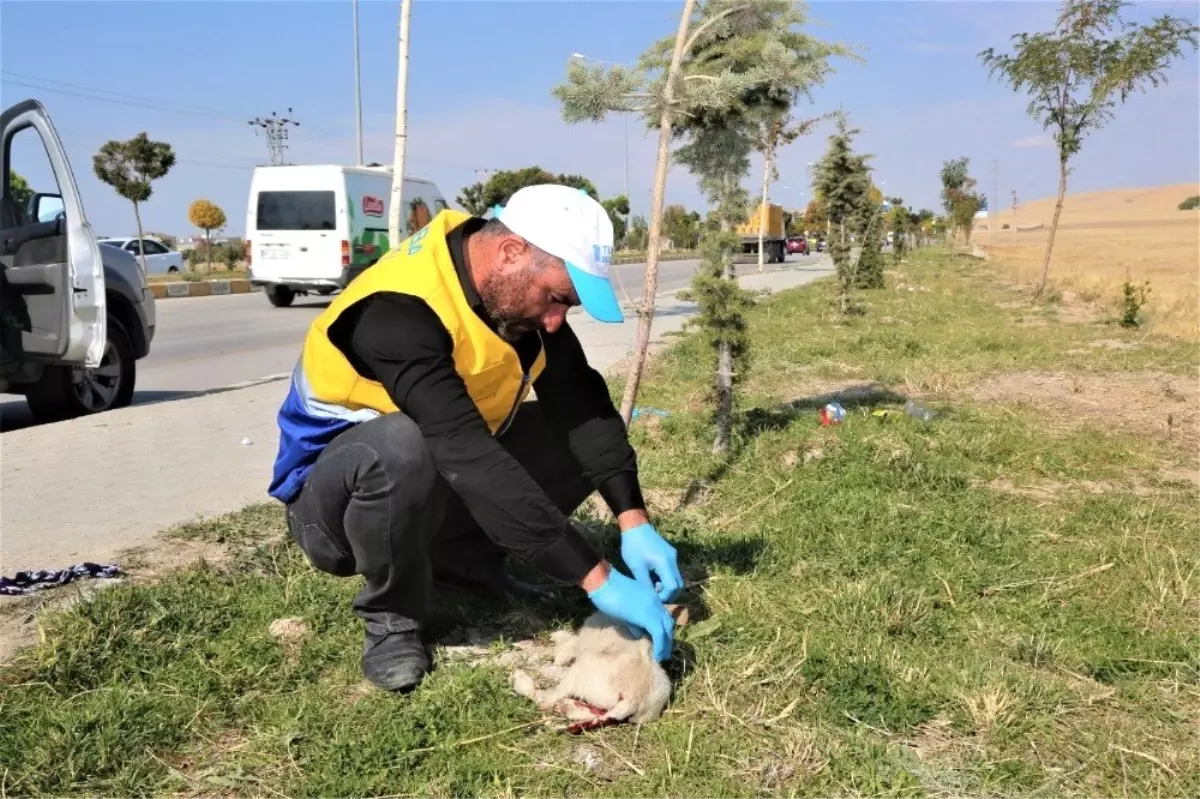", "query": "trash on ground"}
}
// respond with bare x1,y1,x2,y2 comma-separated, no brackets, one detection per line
819,402,846,427
904,400,936,423
0,562,122,596
631,407,670,421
